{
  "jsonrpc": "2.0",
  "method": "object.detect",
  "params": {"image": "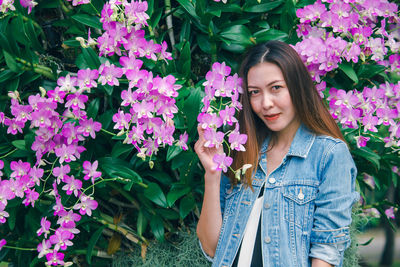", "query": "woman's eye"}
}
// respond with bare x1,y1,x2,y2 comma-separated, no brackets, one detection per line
248,90,259,95
272,85,282,91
